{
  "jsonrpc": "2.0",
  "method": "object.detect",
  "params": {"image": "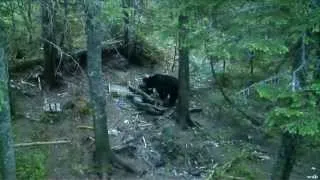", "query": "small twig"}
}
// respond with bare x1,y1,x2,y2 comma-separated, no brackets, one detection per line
40,36,85,75
77,125,94,130
142,136,147,148
20,80,36,87
102,40,123,46
14,140,71,147
38,76,42,91
138,123,152,127
223,175,245,180
88,136,95,142
40,37,64,74
128,85,156,104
